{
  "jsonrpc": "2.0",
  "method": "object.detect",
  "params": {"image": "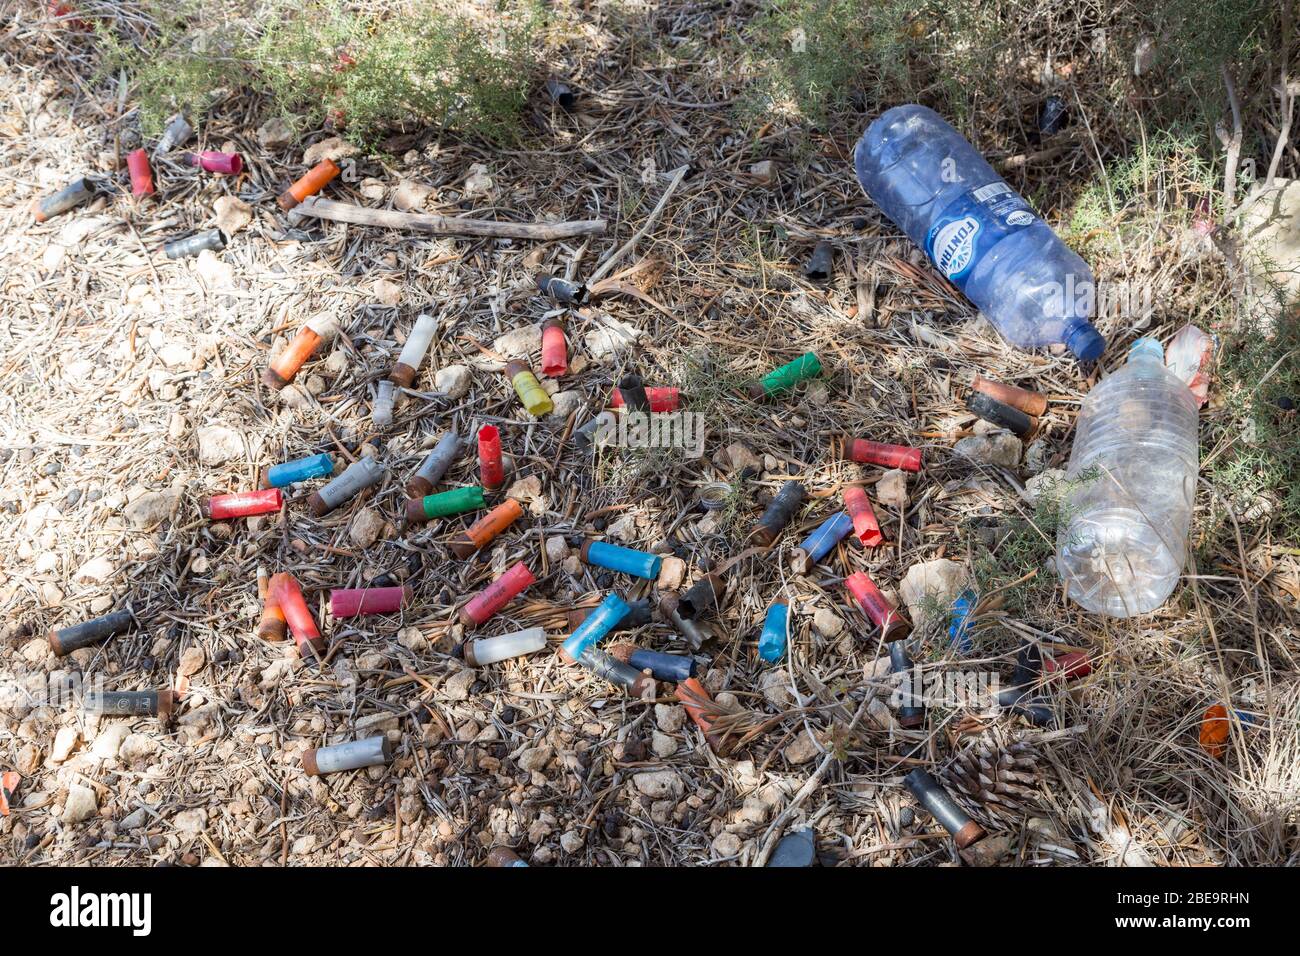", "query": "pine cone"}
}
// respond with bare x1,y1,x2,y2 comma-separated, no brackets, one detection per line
943,733,1042,817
